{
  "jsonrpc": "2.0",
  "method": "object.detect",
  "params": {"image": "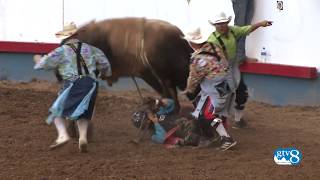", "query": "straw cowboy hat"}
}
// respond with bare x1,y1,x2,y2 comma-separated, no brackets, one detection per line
184,27,207,44
55,22,78,39
208,12,232,25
